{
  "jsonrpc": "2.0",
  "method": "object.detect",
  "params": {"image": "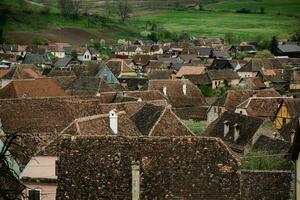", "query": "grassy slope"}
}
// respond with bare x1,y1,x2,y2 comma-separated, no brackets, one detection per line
133,10,300,41
205,0,300,16
1,0,300,42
